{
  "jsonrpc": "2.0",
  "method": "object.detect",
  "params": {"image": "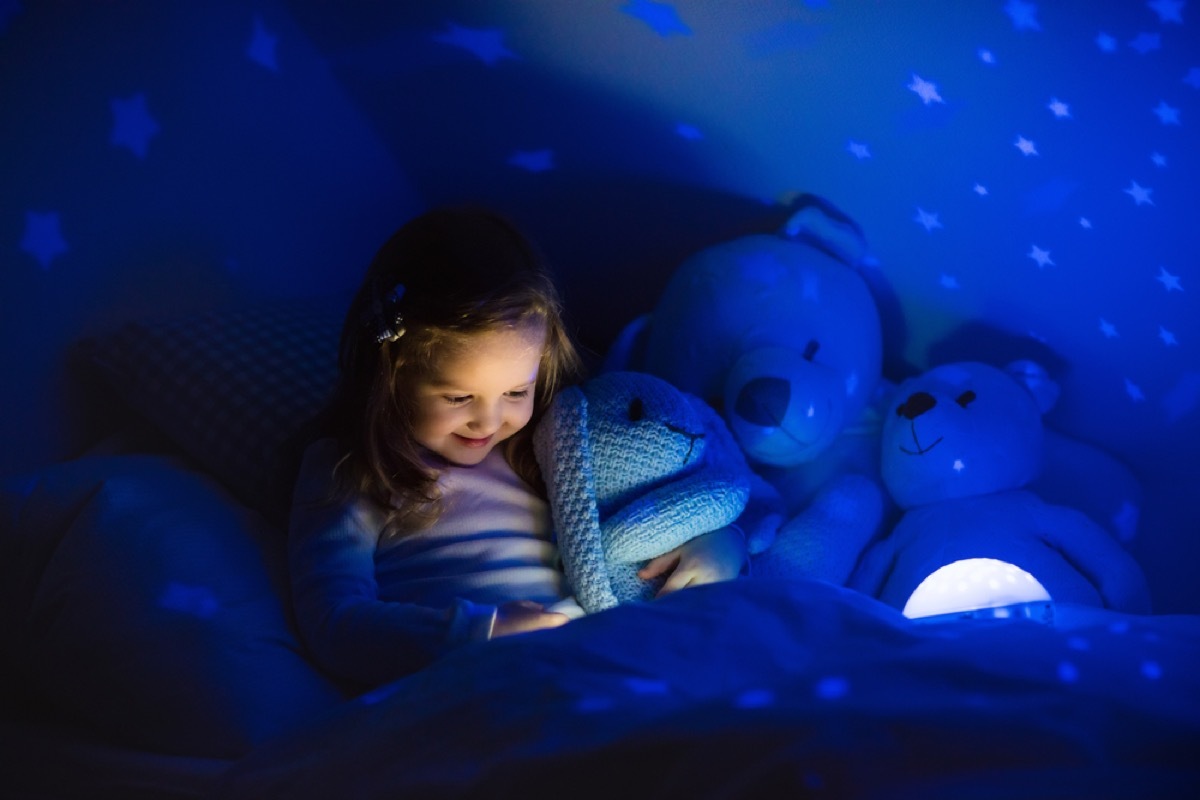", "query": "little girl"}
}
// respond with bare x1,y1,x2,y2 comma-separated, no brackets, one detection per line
289,207,747,689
